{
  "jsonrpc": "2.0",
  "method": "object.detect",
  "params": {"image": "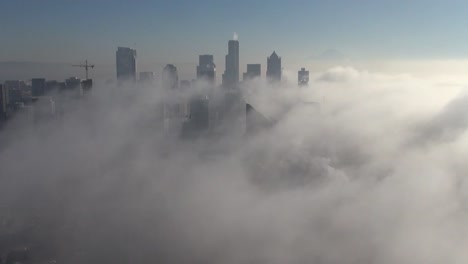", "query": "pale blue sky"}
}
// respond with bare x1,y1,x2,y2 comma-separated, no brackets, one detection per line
2,0,468,80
